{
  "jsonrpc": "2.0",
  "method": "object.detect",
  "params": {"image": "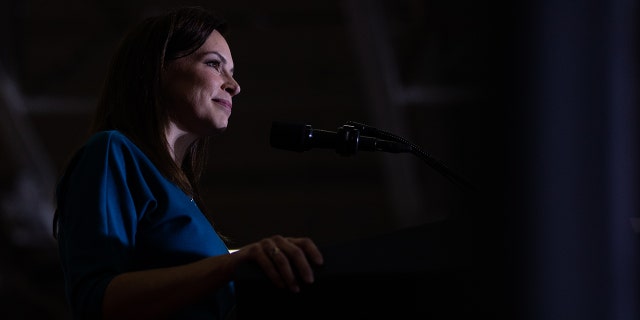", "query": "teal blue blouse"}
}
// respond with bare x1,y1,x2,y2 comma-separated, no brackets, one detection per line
56,130,234,319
